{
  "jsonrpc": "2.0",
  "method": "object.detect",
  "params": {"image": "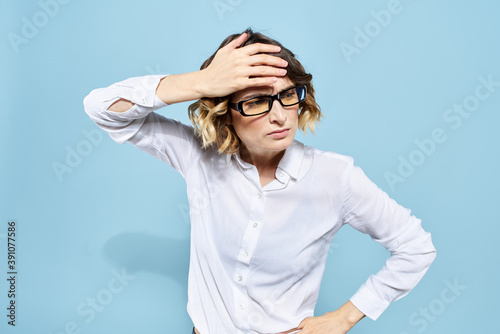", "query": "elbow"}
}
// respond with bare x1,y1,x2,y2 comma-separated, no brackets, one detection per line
83,90,97,117
83,87,110,117
426,231,437,262
418,236,437,272
394,230,437,271
428,241,437,265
